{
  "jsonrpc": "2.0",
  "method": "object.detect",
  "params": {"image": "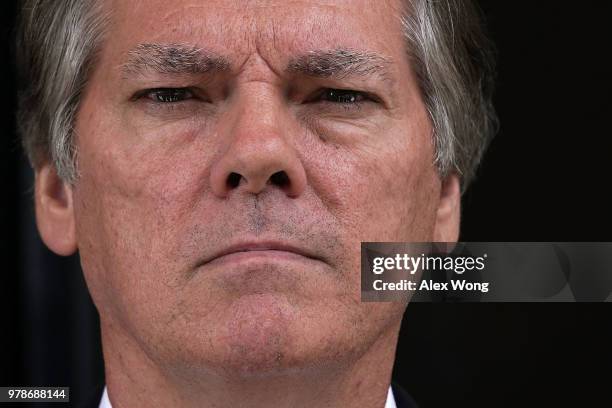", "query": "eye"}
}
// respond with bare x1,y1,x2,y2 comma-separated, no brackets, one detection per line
319,88,369,104
141,88,194,103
